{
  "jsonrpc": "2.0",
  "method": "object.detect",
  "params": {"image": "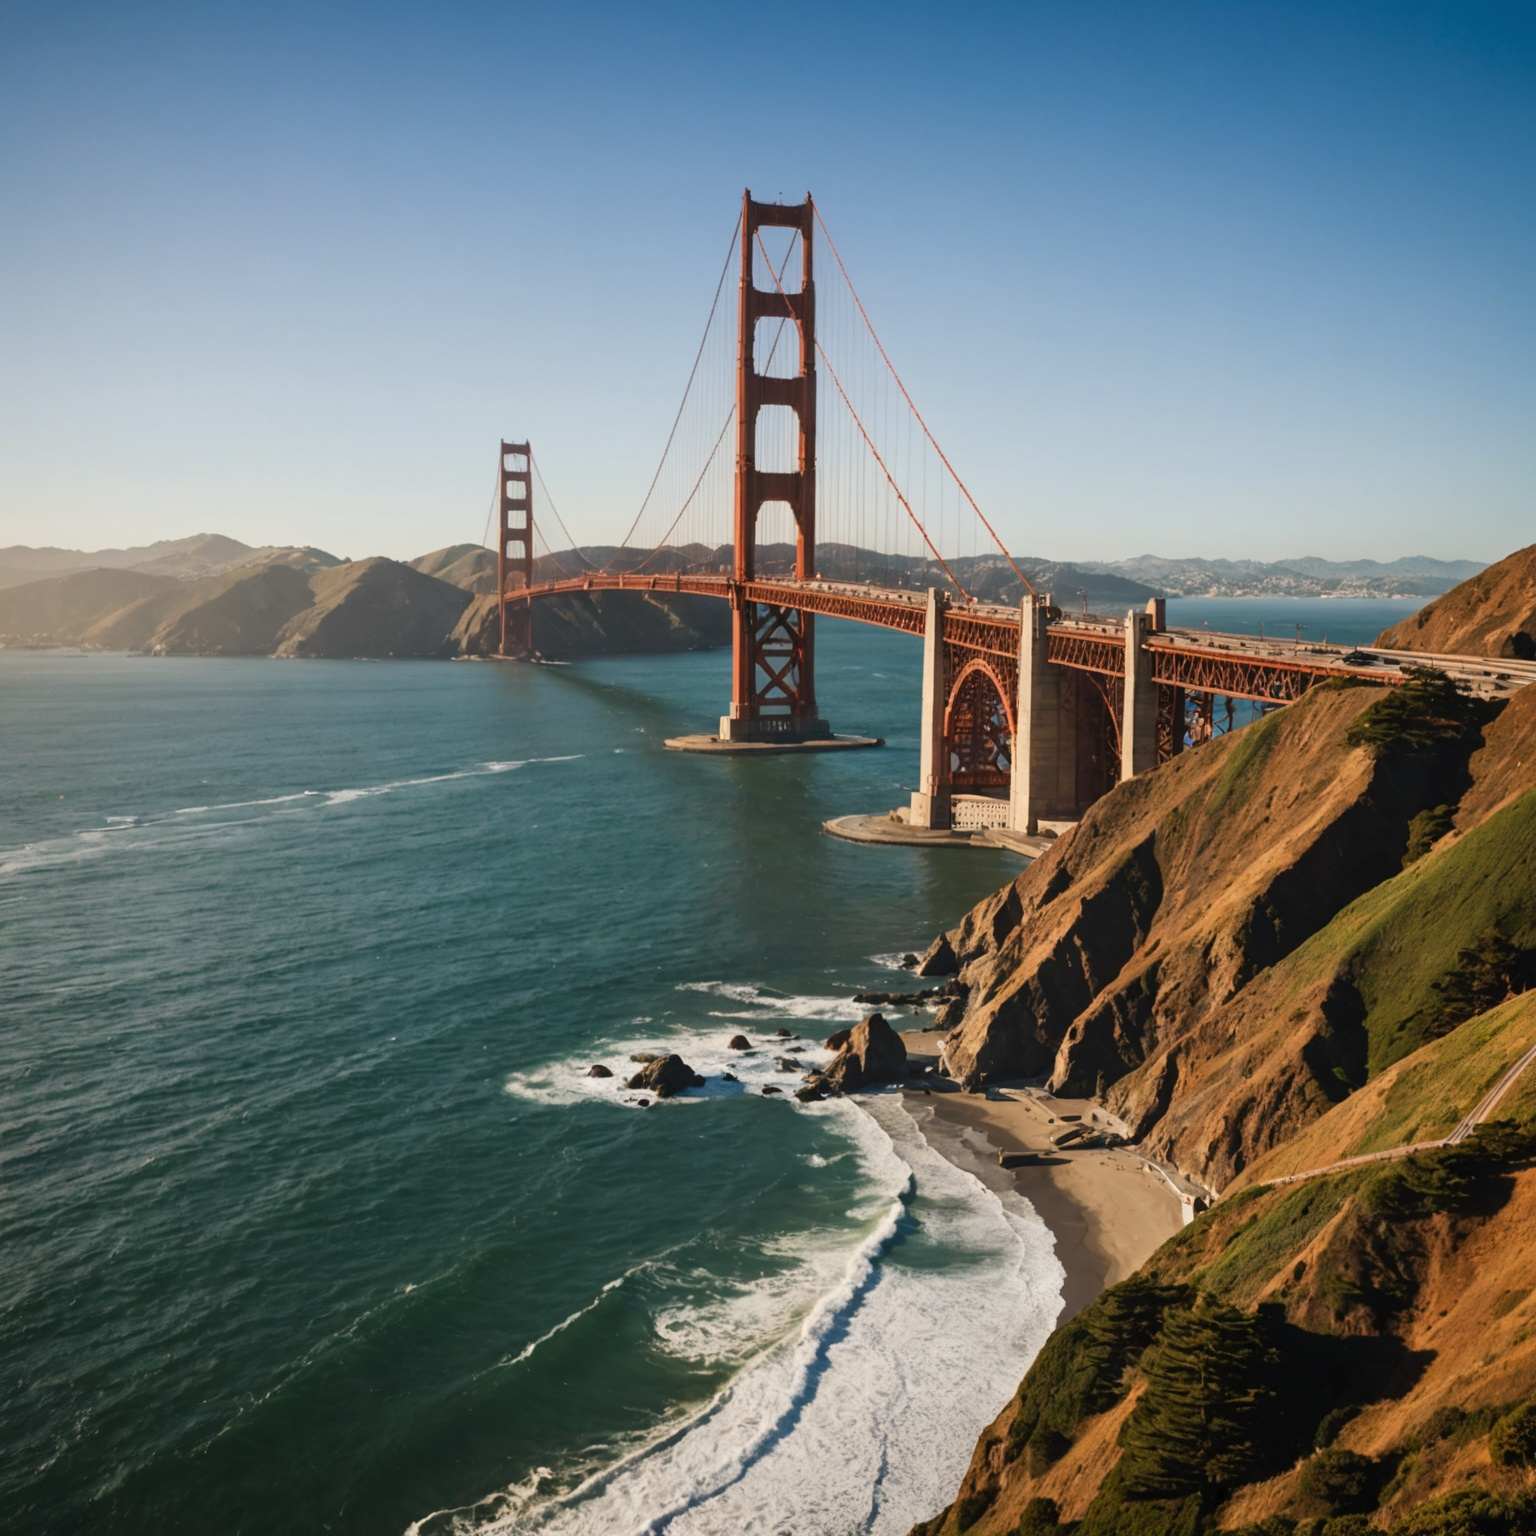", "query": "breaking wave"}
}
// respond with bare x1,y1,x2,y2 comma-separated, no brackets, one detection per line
420,1097,1066,1535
